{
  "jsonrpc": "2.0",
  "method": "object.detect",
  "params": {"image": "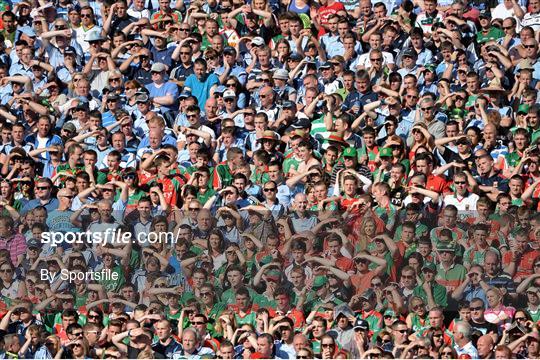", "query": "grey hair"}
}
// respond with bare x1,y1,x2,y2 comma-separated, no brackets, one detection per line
454,321,471,339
